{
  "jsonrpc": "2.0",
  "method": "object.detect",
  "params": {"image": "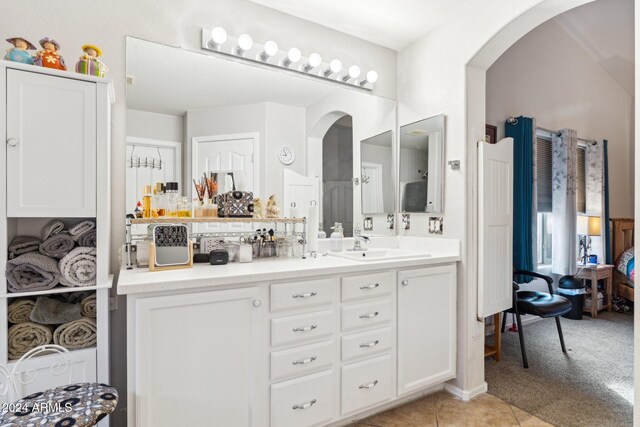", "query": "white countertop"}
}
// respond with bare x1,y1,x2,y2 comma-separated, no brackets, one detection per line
117,237,460,295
